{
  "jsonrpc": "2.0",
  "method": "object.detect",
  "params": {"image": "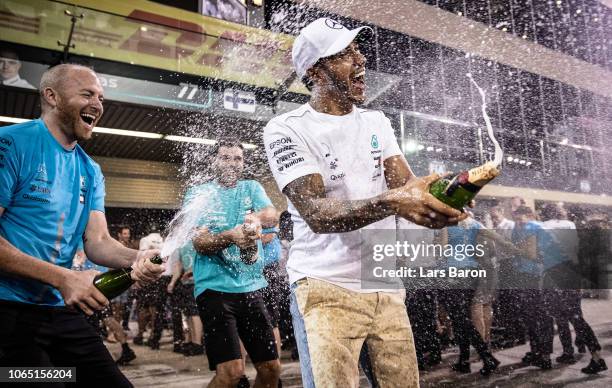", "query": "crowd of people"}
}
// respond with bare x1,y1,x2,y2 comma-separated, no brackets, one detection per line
0,16,609,388
87,193,609,384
